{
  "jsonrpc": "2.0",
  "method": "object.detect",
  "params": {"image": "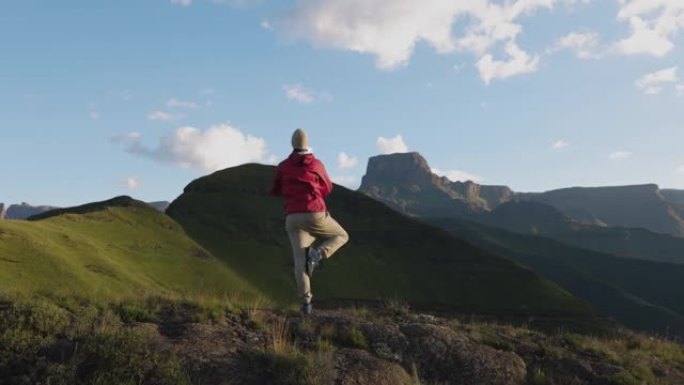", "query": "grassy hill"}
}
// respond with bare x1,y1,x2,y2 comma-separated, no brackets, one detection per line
0,196,260,301
165,163,595,320
428,217,684,336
